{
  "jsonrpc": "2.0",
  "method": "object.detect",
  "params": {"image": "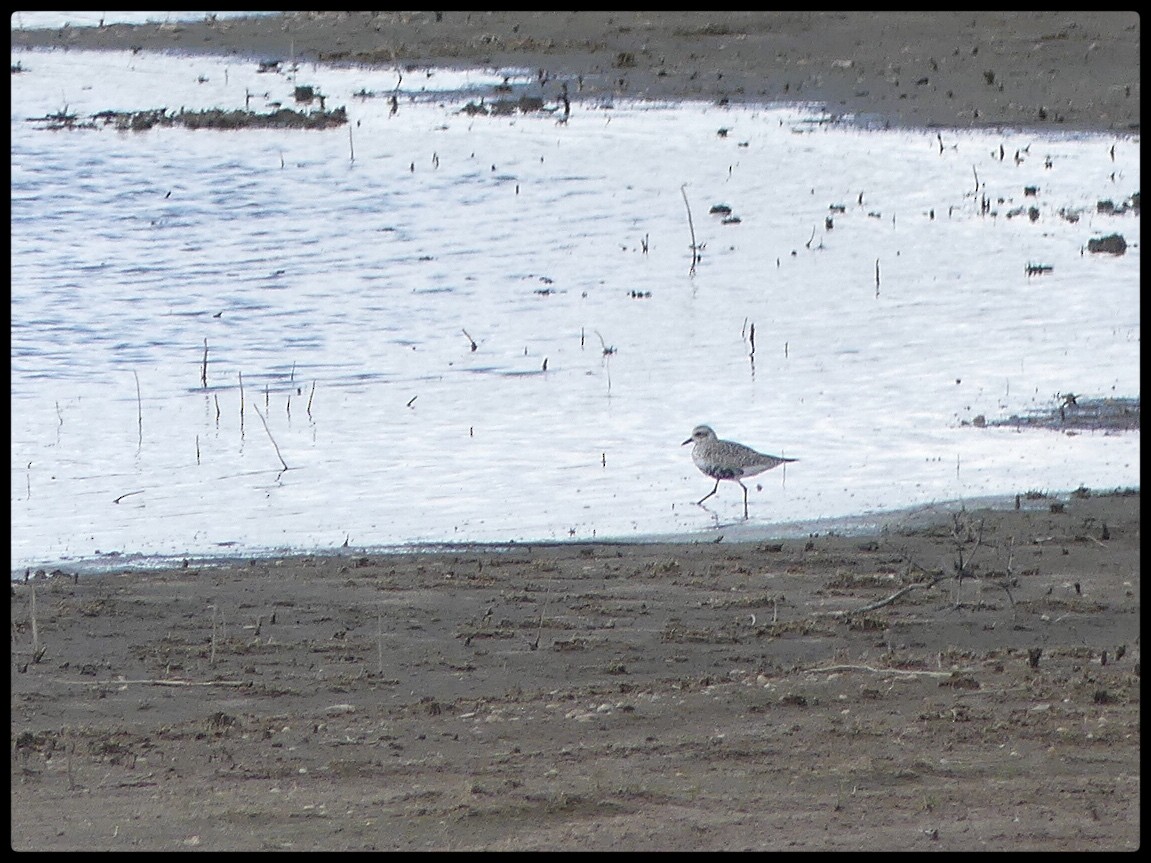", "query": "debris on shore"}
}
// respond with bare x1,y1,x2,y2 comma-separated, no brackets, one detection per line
28,105,348,131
